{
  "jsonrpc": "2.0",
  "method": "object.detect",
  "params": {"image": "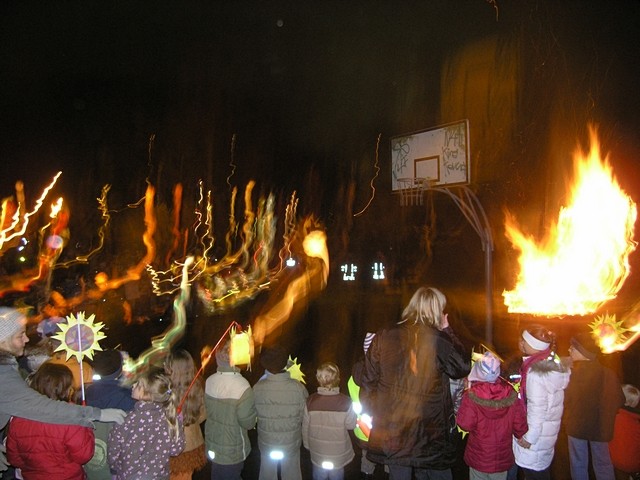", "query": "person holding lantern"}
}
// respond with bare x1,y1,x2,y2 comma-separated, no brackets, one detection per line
204,341,257,480
0,307,126,474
